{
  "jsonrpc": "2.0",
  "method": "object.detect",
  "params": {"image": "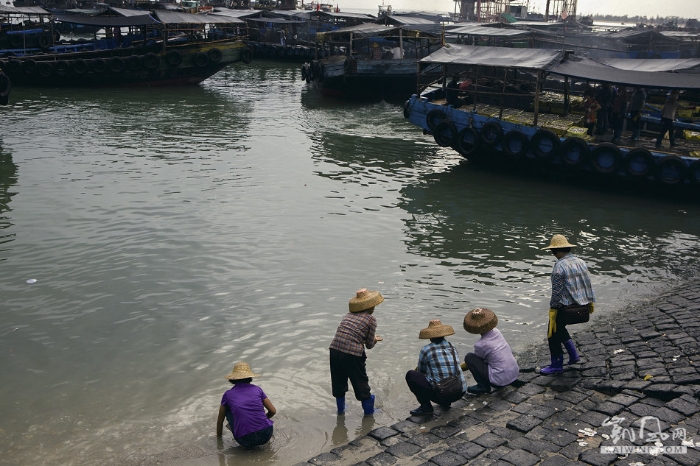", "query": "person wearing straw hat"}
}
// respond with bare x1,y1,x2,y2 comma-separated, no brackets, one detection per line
540,234,595,375
405,319,466,416
462,308,519,395
216,362,276,448
329,288,383,416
